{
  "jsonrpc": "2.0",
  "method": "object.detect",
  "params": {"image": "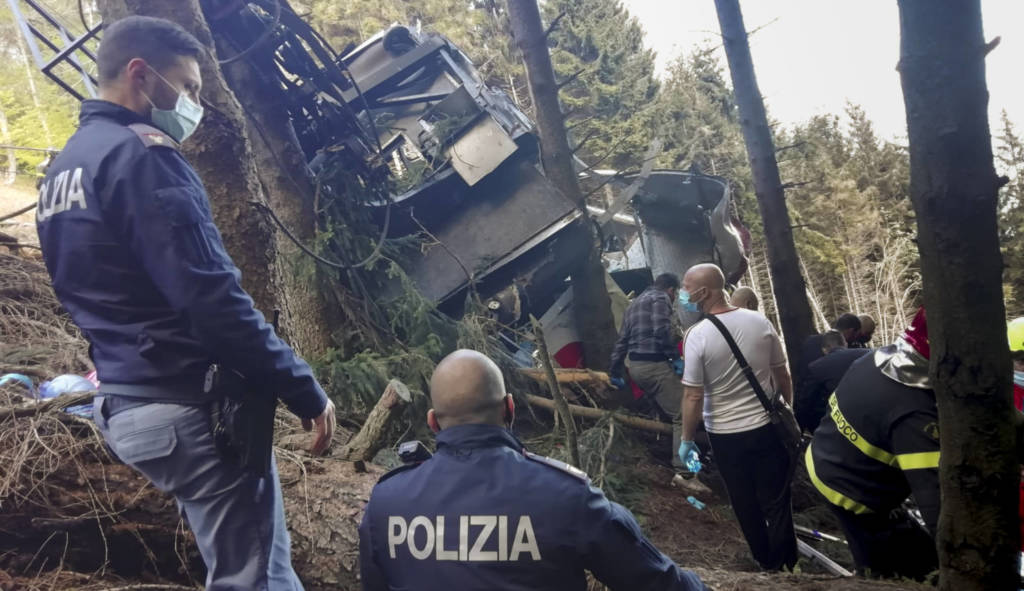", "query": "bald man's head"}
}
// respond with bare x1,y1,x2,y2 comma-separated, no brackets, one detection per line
428,349,512,431
682,263,727,313
731,286,759,311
